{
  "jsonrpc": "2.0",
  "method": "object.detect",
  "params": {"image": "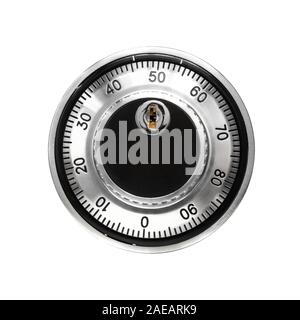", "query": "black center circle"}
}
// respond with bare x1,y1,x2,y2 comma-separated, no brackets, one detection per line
100,98,199,198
